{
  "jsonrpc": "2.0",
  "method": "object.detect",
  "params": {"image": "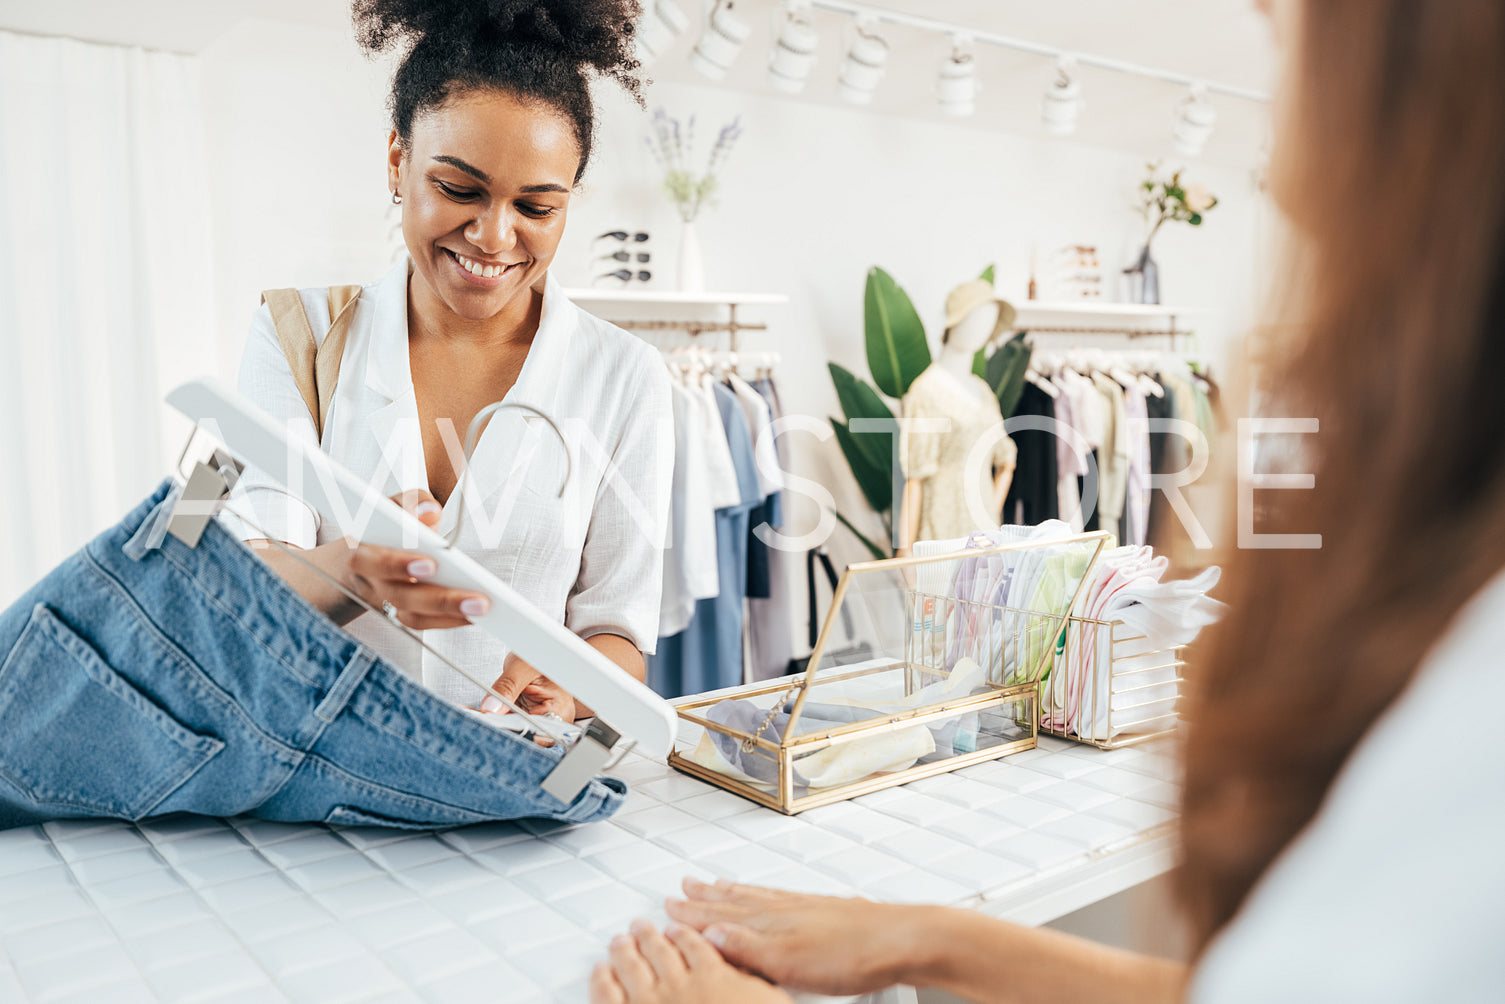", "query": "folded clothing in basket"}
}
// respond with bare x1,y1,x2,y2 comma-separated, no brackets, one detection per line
932,522,1091,685
0,481,626,831
685,658,991,791
1040,546,1225,740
